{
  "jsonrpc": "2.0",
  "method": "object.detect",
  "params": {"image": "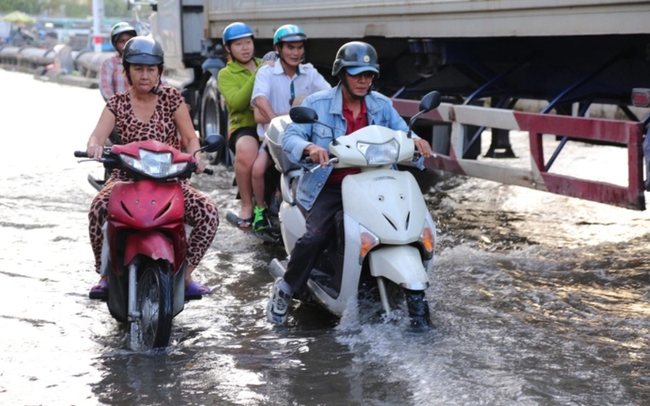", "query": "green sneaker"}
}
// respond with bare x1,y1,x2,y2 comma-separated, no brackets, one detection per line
253,206,271,232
